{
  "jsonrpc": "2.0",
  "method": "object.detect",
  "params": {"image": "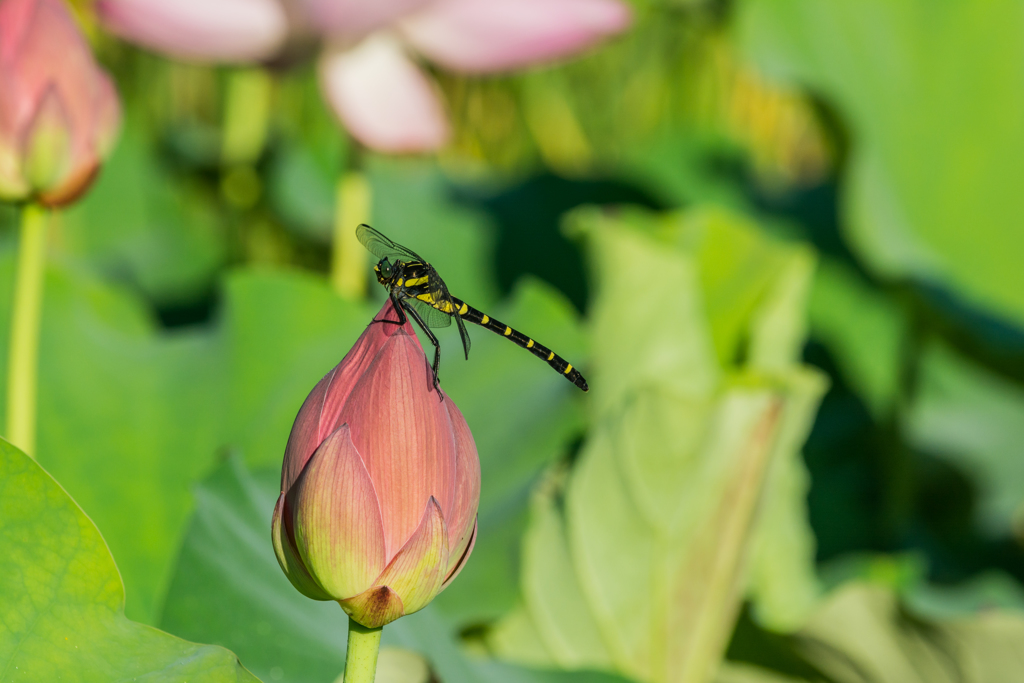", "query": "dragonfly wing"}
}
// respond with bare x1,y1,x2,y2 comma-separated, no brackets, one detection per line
428,269,471,359
453,304,471,359
356,224,424,262
406,297,453,329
